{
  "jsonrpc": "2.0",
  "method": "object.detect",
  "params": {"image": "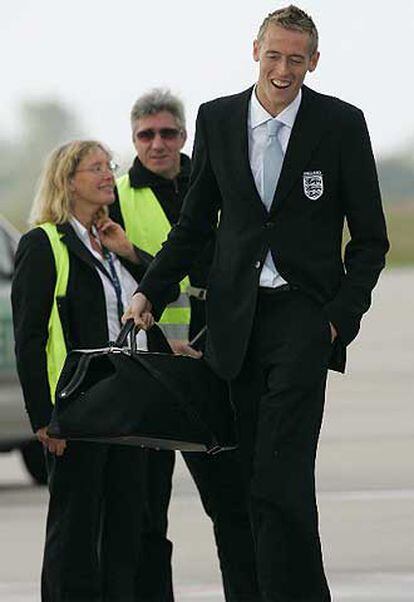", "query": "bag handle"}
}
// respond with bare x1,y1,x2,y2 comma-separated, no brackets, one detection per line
59,353,94,399
115,318,135,347
59,320,138,400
